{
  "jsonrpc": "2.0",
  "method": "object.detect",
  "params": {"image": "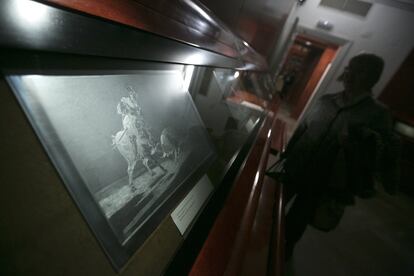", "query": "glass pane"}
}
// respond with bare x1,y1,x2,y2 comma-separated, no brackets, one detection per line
6,67,216,268
188,67,269,181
